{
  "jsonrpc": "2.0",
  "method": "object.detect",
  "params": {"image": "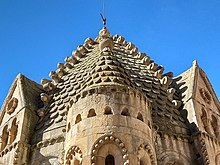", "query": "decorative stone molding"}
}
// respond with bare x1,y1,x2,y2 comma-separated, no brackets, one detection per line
167,88,175,101
7,97,18,115
37,93,53,118
31,135,65,150
137,142,157,165
154,66,164,79
72,50,83,58
192,131,220,145
77,45,88,55
13,142,30,165
65,56,78,65
160,76,172,89
200,138,210,164
0,141,18,157
172,100,182,109
191,132,214,164
140,55,150,65
200,88,212,104
91,135,129,165
0,141,30,164
49,71,62,83
40,93,51,105
65,145,82,165
84,37,97,46
158,151,191,165
156,131,190,142
41,78,57,92
36,107,47,118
